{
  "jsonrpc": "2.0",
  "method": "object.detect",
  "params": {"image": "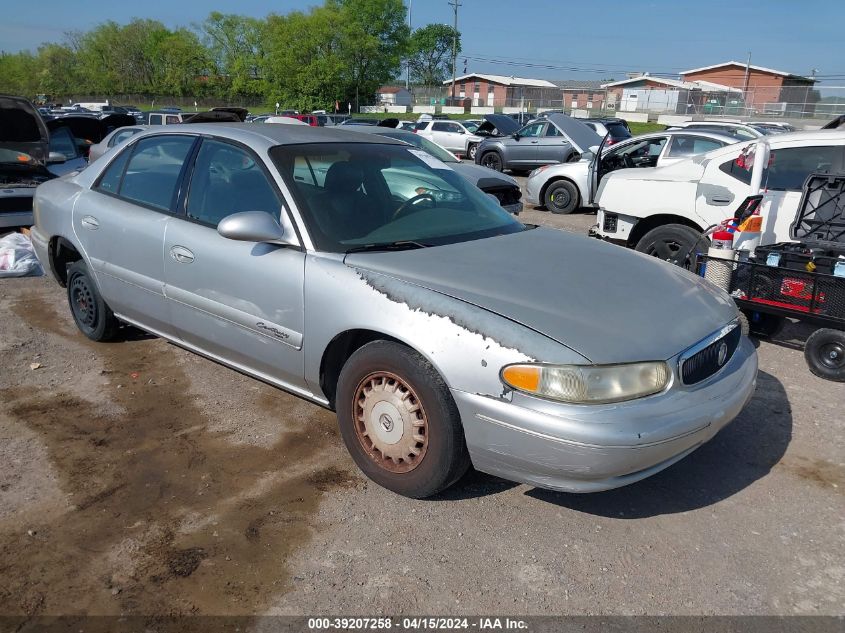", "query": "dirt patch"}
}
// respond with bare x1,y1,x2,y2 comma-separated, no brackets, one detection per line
778,456,845,492
0,290,358,616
